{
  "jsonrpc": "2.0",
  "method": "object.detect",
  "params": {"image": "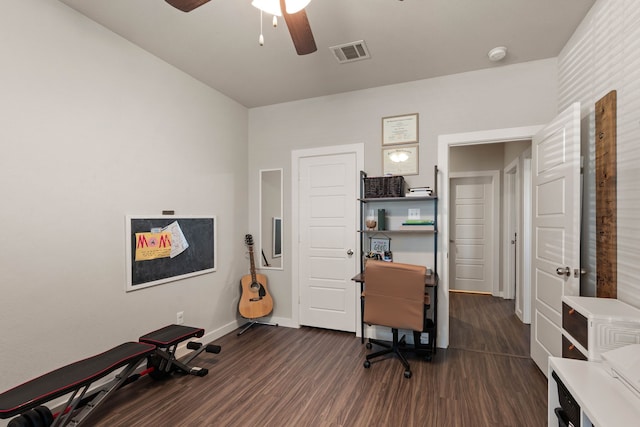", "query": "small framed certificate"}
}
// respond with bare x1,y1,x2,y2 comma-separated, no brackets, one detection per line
382,113,418,145
383,145,419,176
